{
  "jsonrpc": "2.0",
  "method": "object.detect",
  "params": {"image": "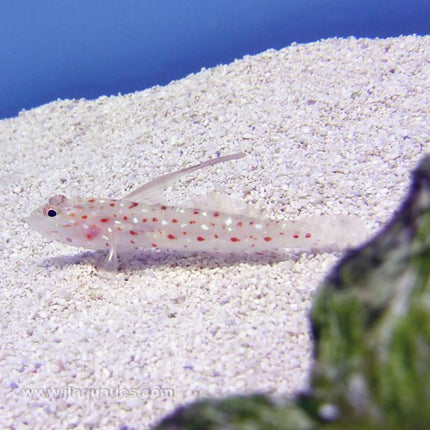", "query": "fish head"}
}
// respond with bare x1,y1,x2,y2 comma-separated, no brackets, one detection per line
27,194,101,249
